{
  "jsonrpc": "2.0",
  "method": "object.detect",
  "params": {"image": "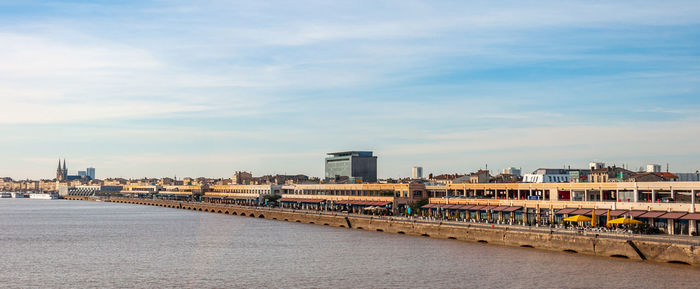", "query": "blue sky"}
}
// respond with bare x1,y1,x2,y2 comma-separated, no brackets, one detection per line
1,0,700,179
